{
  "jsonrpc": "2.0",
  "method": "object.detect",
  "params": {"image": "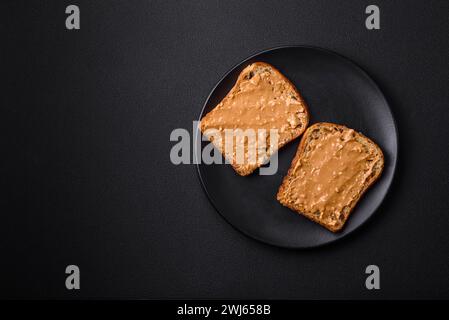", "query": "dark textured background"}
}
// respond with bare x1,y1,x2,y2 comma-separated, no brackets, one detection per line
2,0,449,299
